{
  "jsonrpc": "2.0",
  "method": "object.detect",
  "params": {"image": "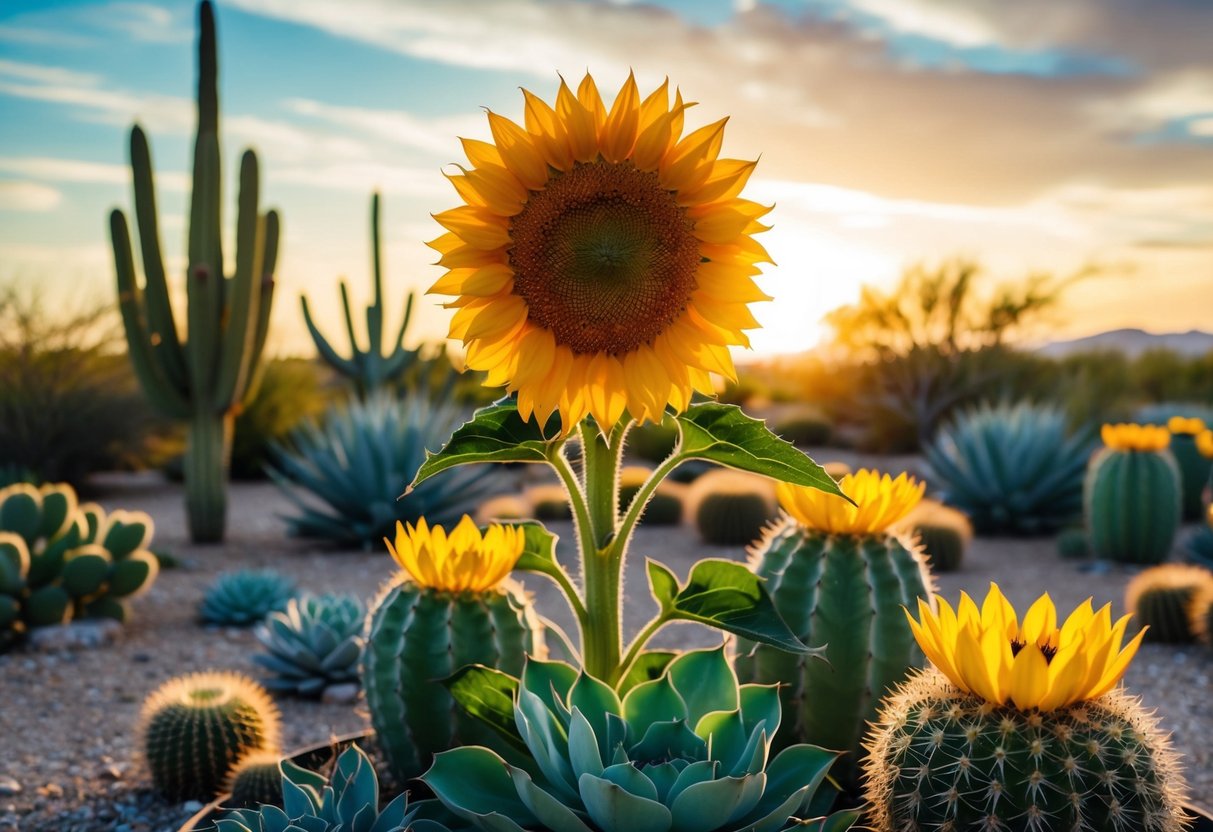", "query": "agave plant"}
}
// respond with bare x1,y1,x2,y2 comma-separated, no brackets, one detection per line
926,400,1094,534
425,645,859,832
253,594,365,697
216,743,453,832
200,570,296,626
269,391,499,548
